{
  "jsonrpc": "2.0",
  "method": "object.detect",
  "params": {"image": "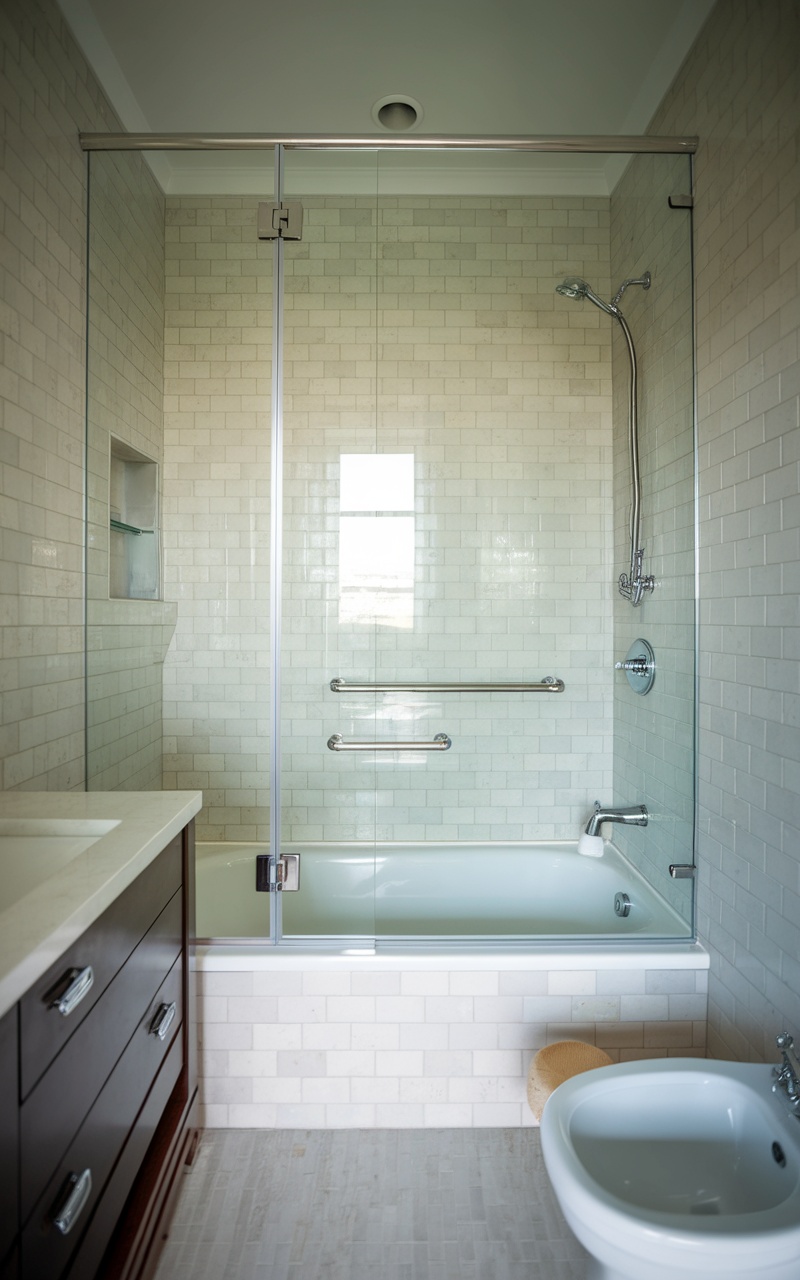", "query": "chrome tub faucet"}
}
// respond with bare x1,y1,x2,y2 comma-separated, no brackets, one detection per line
585,802,648,838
